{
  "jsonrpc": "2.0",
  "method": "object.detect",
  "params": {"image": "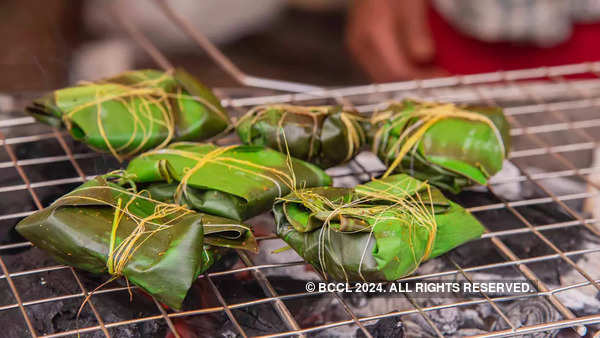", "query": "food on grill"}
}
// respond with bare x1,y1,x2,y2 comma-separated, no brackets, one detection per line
25,69,230,161
274,174,484,282
236,104,367,168
126,142,332,221
371,100,511,193
15,173,257,310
